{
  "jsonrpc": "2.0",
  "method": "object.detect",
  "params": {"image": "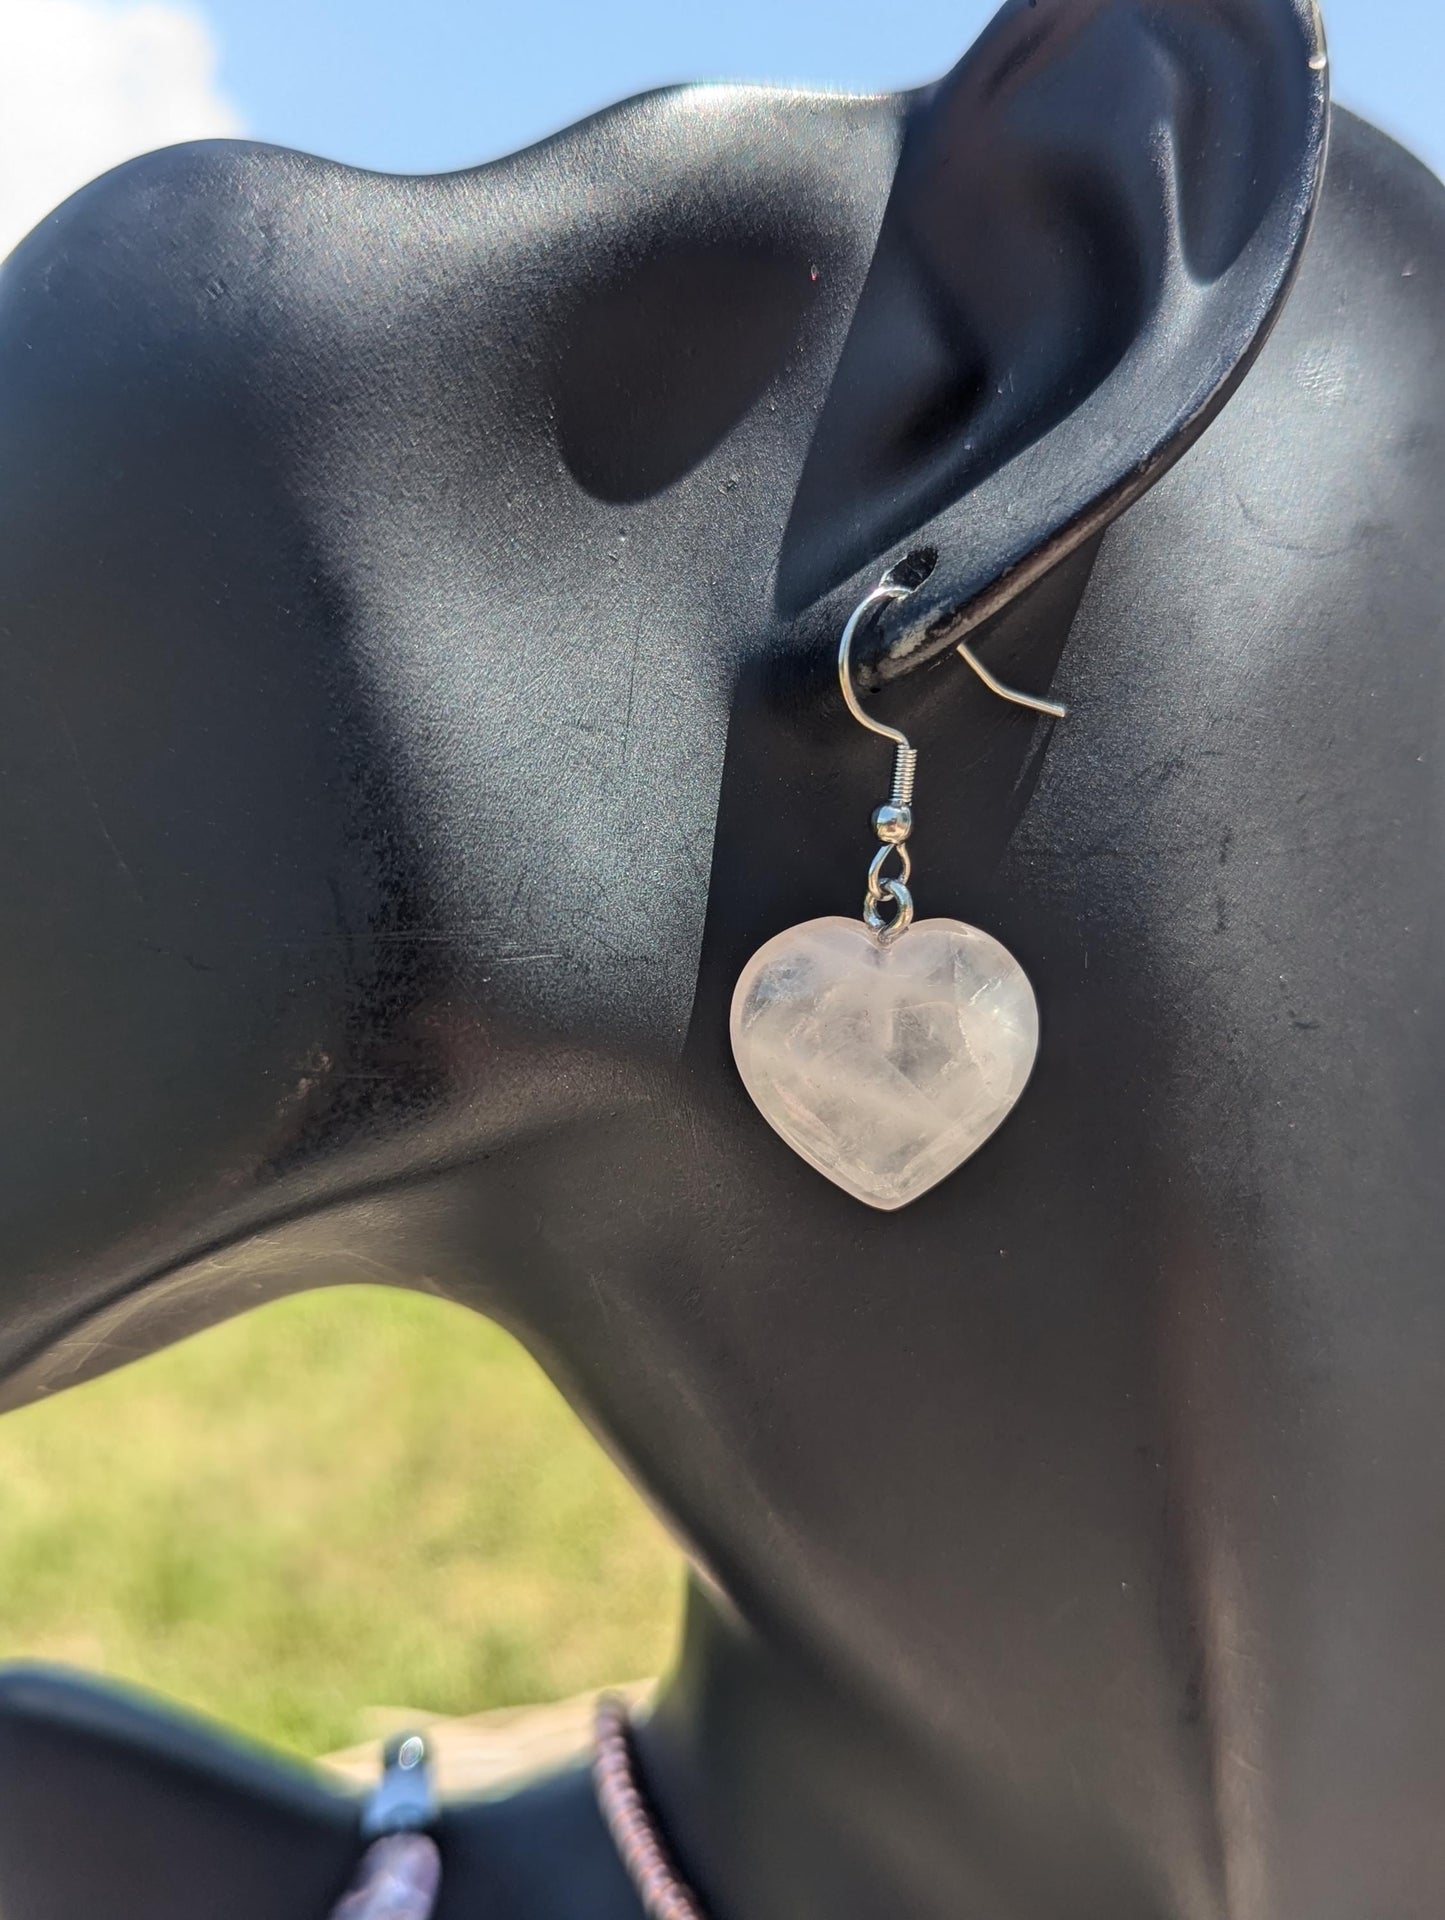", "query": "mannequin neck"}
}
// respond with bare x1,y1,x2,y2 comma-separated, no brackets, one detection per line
636,1590,944,1920
633,1580,1183,1920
